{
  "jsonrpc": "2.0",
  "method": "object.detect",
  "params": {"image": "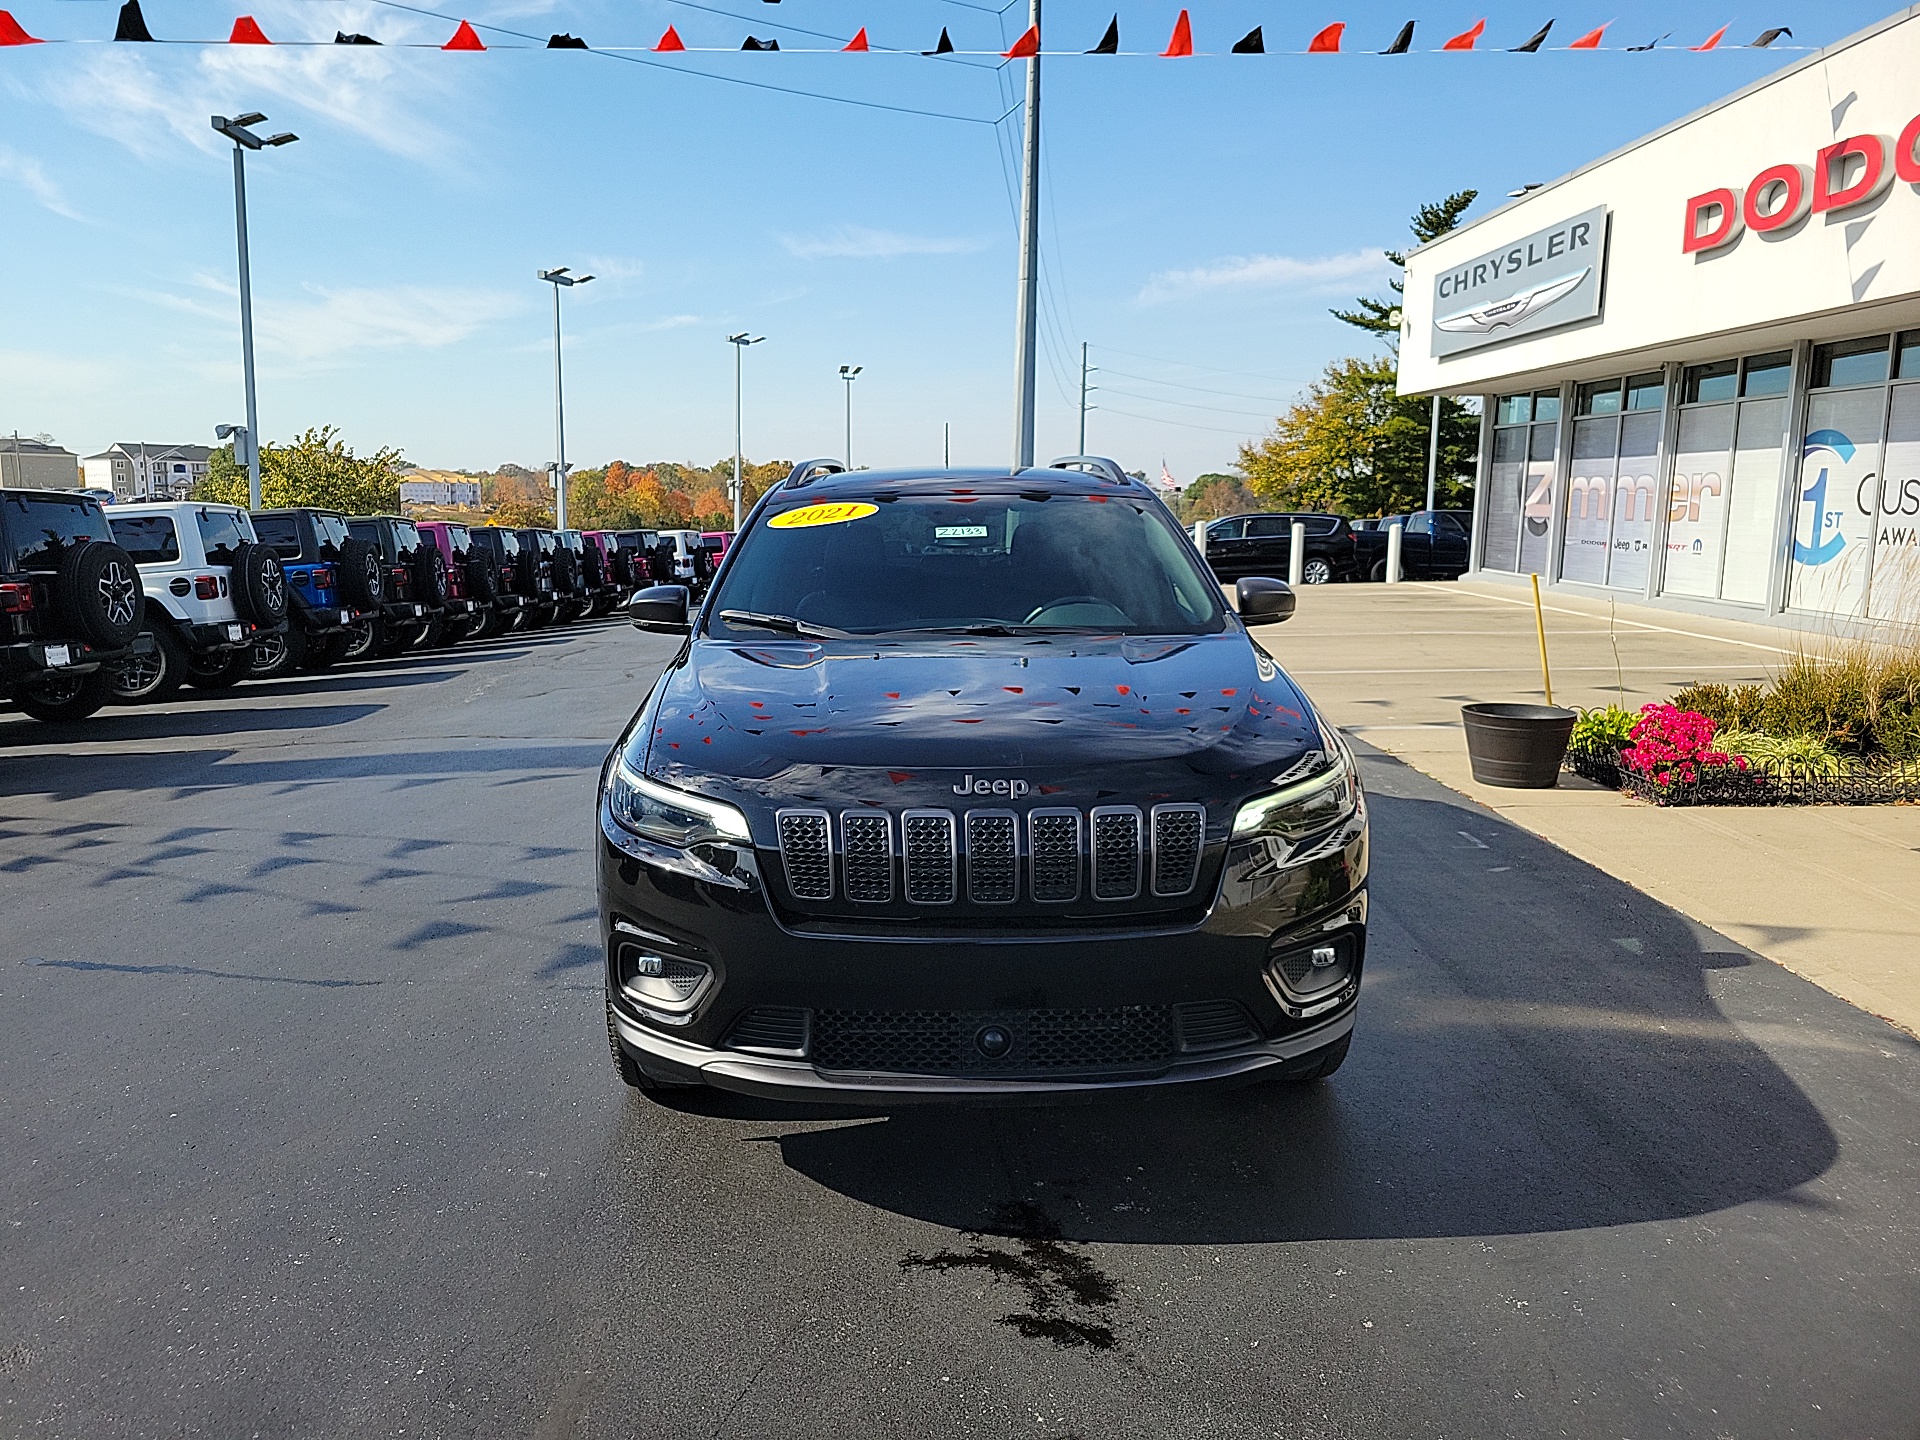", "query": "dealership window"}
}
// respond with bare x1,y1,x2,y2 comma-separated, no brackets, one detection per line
1558,372,1665,588
1662,353,1787,605
1790,333,1920,624
1483,389,1561,574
